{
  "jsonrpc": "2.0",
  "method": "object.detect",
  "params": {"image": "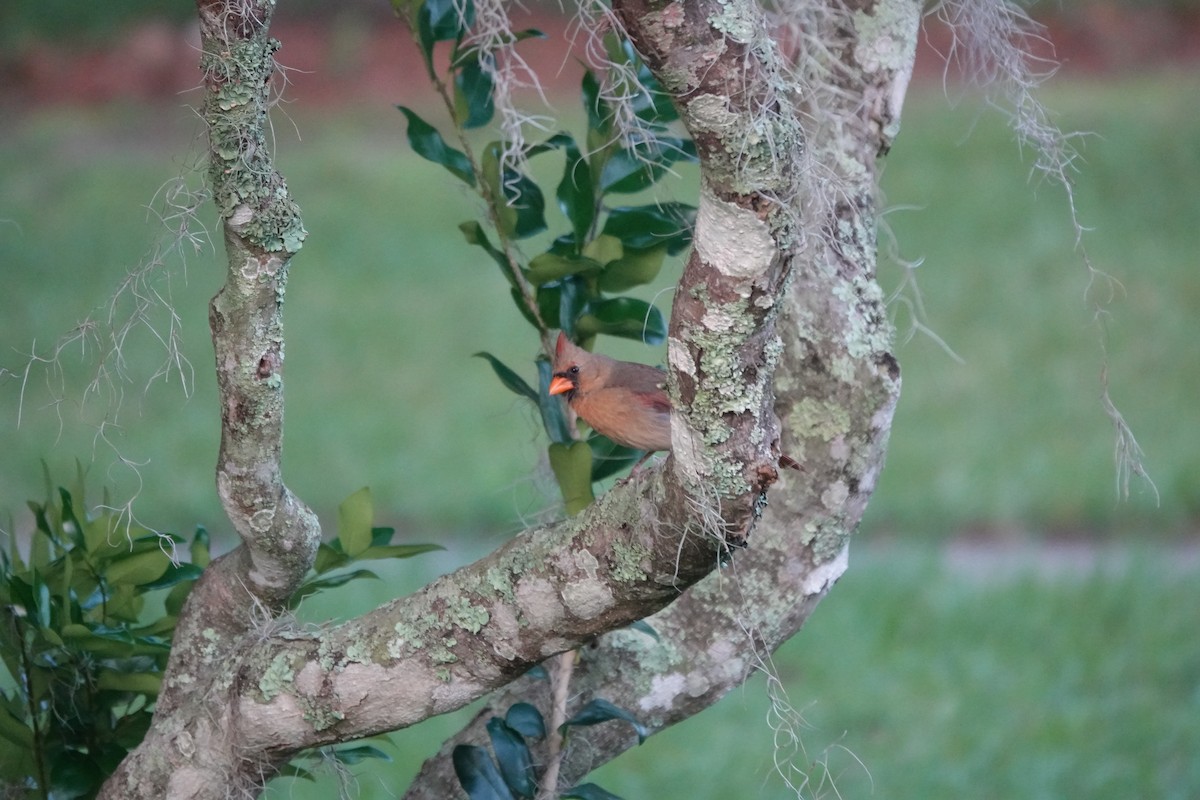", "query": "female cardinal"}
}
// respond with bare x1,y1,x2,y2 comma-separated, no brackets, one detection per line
548,332,672,452
548,332,801,470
